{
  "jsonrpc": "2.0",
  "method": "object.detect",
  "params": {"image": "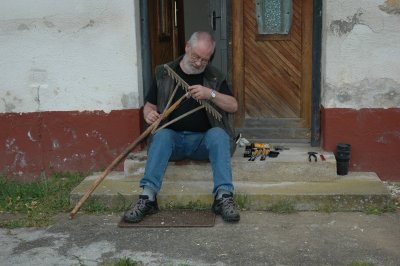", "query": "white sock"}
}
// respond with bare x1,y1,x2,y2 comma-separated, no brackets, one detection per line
216,189,231,199
142,186,156,201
